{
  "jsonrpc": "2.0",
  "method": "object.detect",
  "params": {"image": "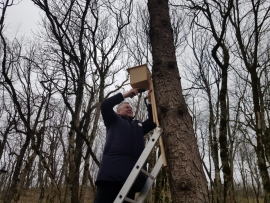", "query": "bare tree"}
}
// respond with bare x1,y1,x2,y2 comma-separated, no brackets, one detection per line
229,1,270,201
183,29,223,203
1,38,55,202
147,0,209,202
29,0,132,202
